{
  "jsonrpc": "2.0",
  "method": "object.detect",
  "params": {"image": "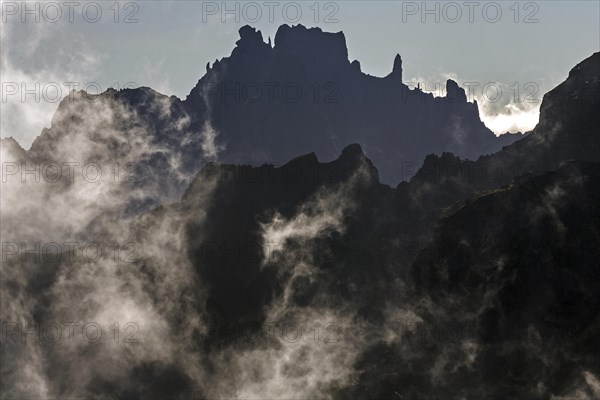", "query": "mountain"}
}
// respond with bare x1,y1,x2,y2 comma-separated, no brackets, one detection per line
334,160,600,400
184,24,522,184
6,147,599,398
157,48,599,396
161,46,600,347
9,24,523,188
1,26,599,399
403,52,600,199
